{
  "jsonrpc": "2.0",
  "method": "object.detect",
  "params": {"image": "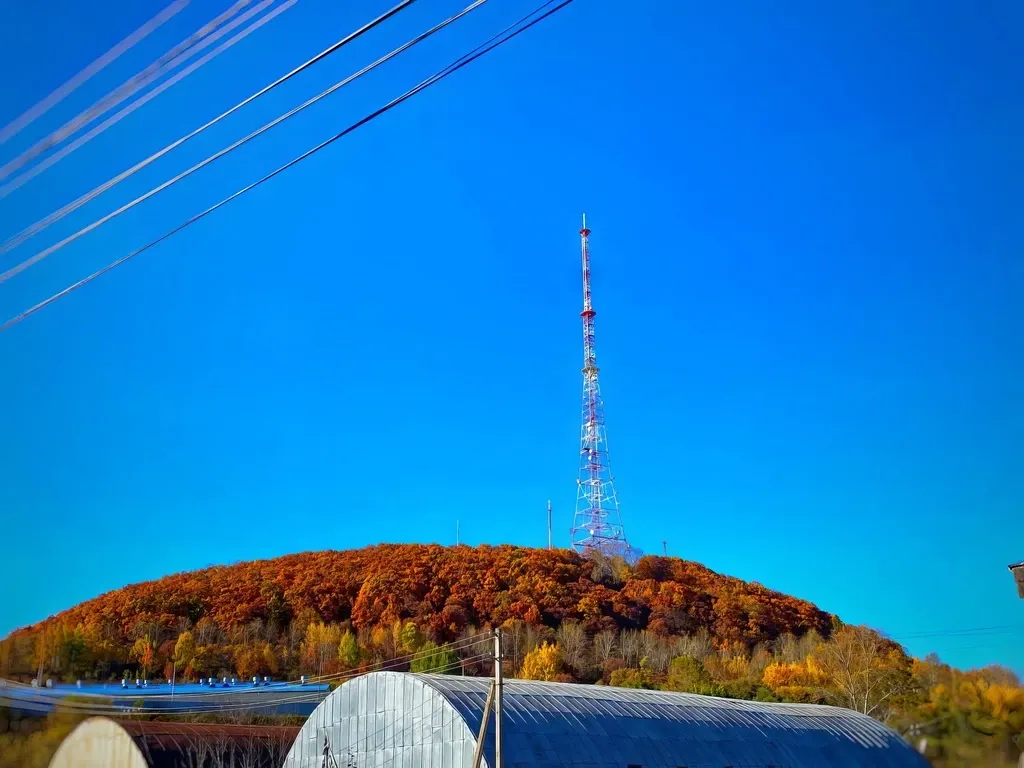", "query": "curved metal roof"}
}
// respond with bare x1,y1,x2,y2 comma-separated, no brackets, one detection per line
49,717,149,768
284,671,928,768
